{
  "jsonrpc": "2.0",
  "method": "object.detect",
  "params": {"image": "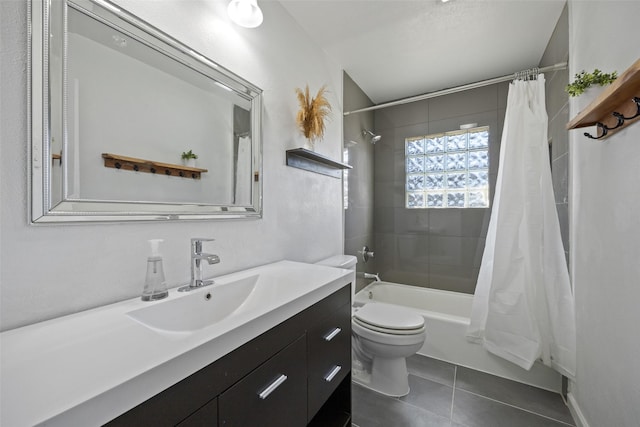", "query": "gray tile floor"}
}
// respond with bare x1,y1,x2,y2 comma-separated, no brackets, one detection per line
352,355,575,427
